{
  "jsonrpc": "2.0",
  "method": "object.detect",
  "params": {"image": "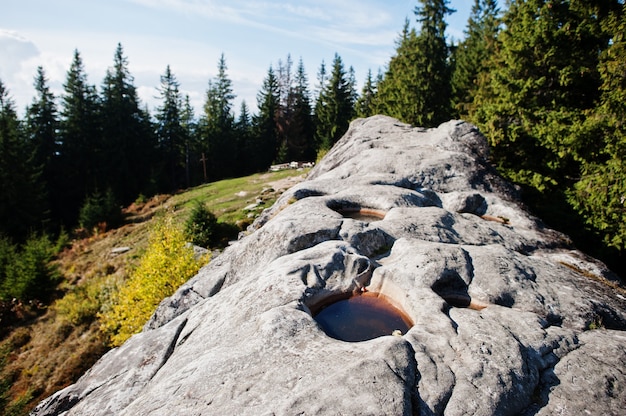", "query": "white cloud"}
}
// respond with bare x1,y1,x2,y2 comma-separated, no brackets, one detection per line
0,29,41,110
